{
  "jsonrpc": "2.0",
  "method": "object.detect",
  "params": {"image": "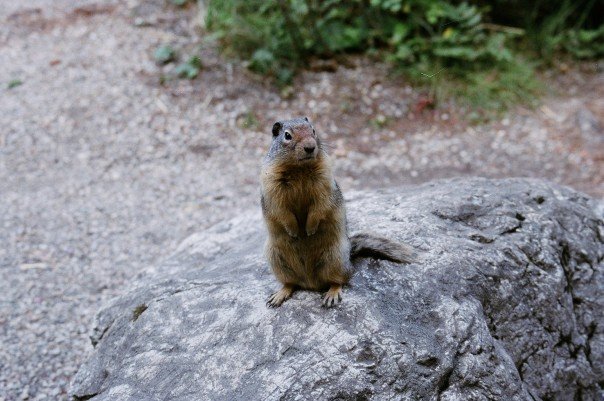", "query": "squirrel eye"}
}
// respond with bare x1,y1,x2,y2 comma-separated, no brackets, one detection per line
284,131,292,140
